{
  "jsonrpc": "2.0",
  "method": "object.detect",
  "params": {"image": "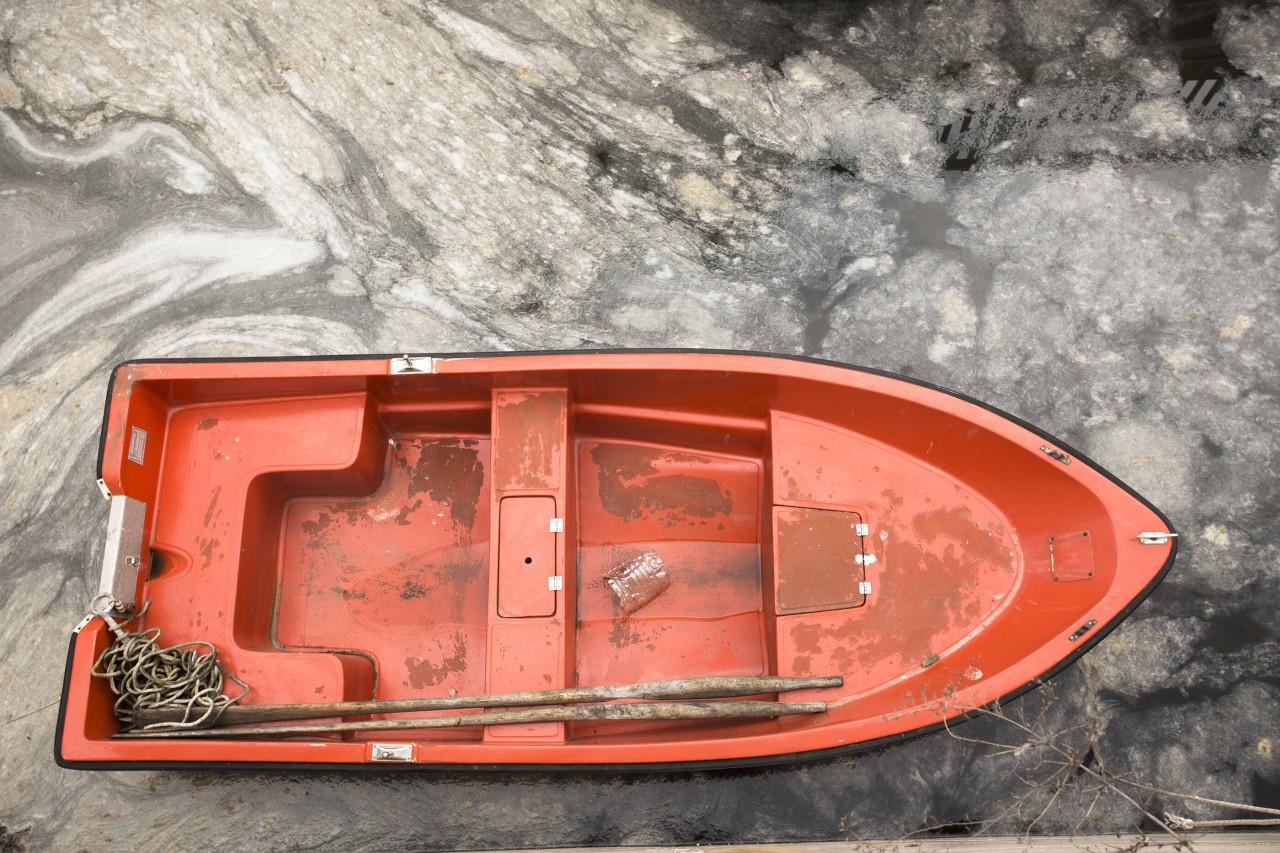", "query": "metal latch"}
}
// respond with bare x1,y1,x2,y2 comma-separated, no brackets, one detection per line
1137,531,1178,545
1040,446,1071,465
390,355,436,375
1068,618,1097,642
370,743,416,762
99,496,147,612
